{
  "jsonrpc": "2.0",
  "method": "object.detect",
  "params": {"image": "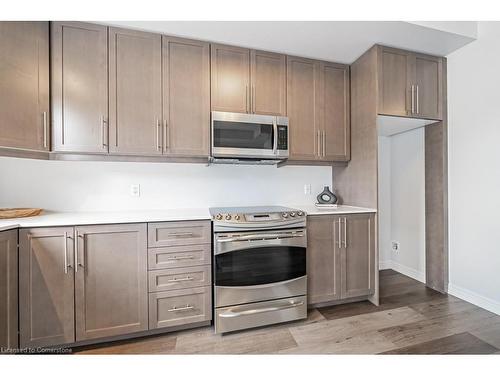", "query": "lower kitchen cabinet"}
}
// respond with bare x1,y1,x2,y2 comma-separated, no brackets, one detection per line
307,216,341,304
0,229,18,350
19,227,75,348
74,224,148,341
306,213,376,305
149,286,212,329
341,214,376,298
